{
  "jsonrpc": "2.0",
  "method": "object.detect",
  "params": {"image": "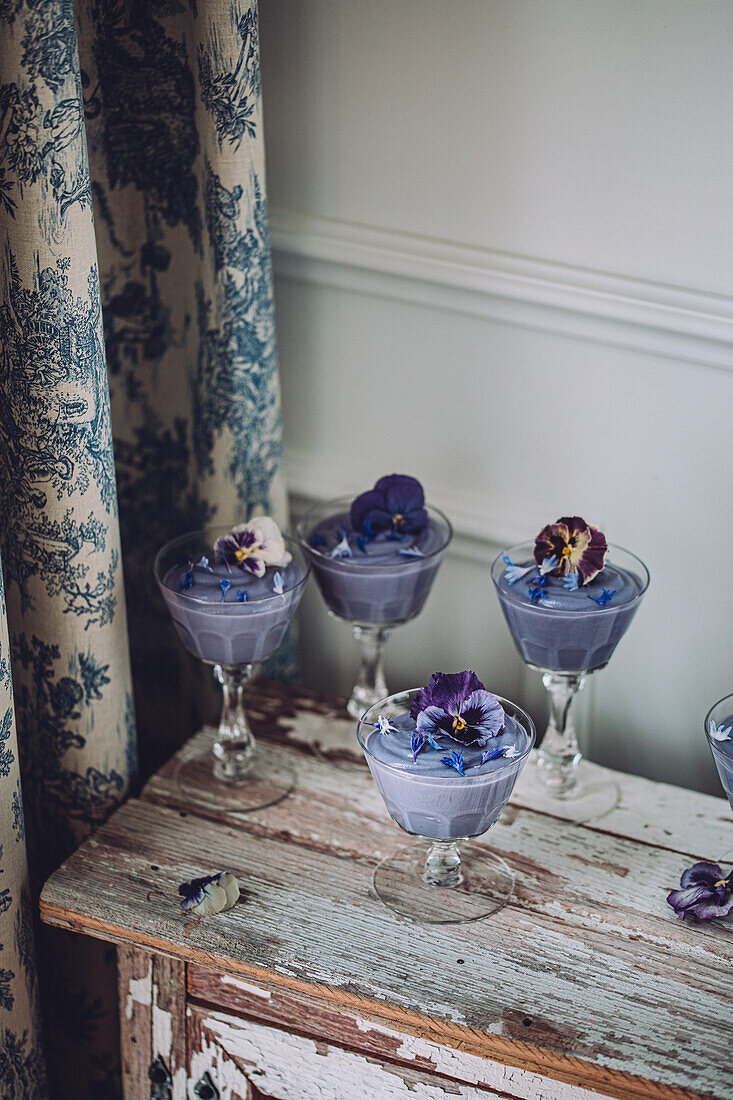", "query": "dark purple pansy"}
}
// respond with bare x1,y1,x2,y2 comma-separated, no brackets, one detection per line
350,474,428,538
534,516,608,586
410,670,505,747
667,862,733,921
